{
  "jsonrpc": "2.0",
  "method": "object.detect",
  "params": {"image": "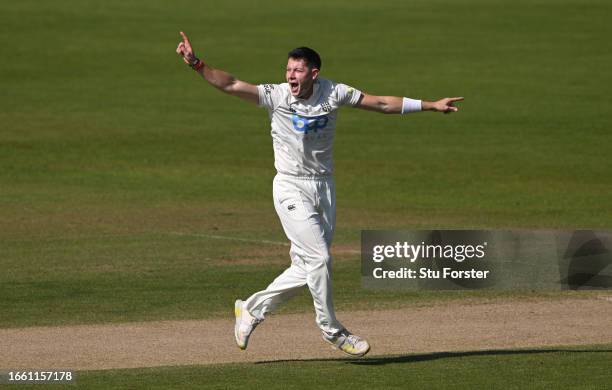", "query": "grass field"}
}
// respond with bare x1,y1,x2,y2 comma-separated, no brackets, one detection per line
1,0,611,388
71,345,612,389
12,345,612,389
